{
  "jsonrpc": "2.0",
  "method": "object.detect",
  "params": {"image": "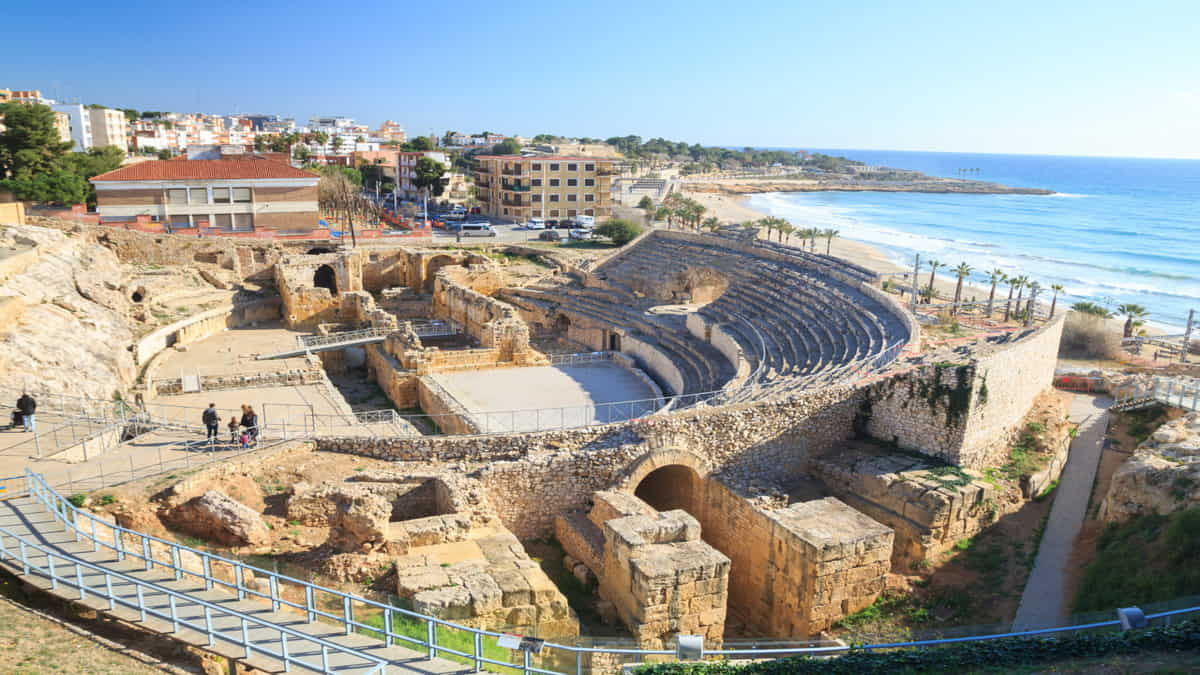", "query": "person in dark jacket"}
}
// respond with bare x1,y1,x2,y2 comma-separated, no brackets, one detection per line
240,405,258,447
16,393,36,433
202,403,220,444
